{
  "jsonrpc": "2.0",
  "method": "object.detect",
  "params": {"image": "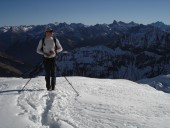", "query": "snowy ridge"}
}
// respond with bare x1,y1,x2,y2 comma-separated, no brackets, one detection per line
138,74,170,93
0,76,170,128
